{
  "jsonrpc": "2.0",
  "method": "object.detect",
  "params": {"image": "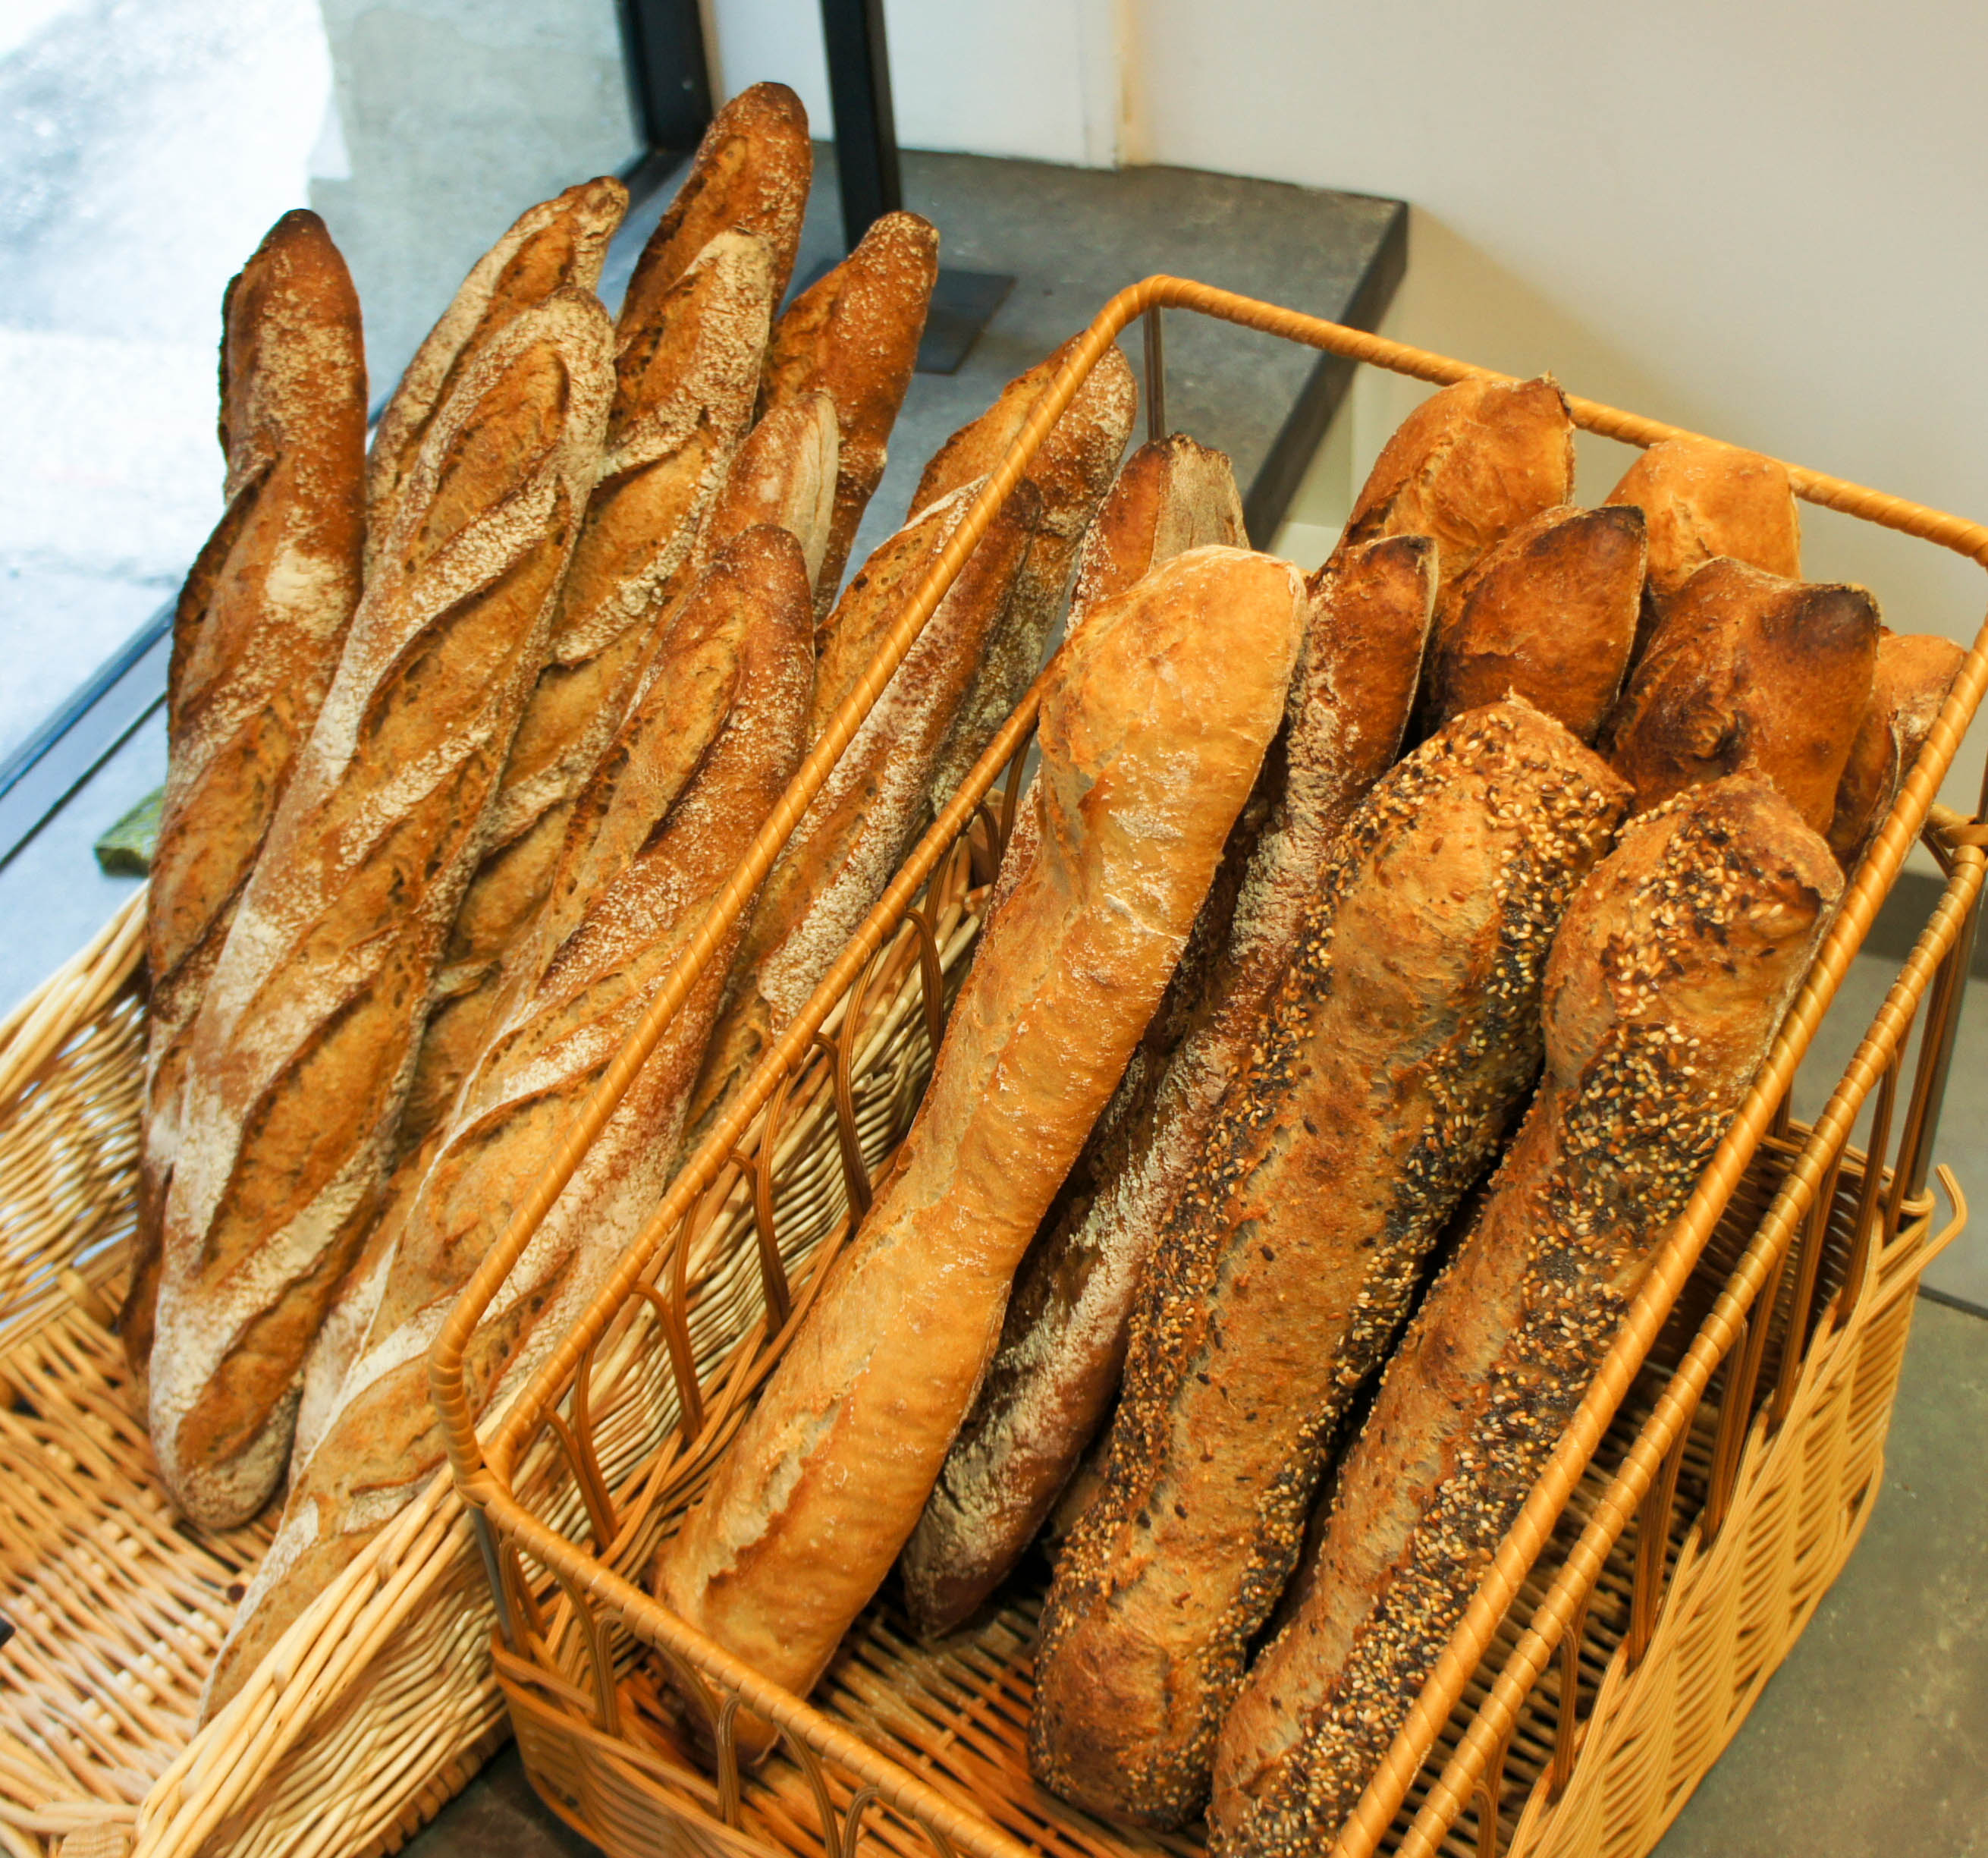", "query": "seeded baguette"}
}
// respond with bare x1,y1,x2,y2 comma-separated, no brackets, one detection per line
1029,700,1630,1828
397,228,777,1146
1606,557,1879,835
125,210,367,1388
366,177,624,562
653,545,1305,1735
215,527,815,1712
901,531,1434,1637
1418,502,1644,744
1211,774,1839,1857
150,290,615,1529
1826,629,1966,866
760,210,939,610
